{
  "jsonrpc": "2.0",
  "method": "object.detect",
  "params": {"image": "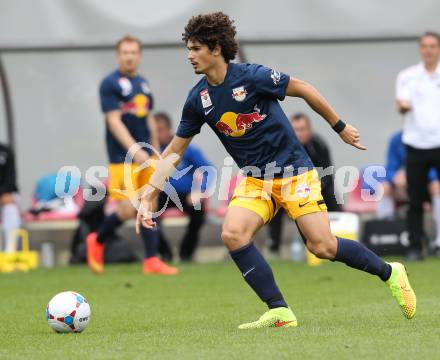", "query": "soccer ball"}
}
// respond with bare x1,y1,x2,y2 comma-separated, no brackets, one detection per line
46,291,91,333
